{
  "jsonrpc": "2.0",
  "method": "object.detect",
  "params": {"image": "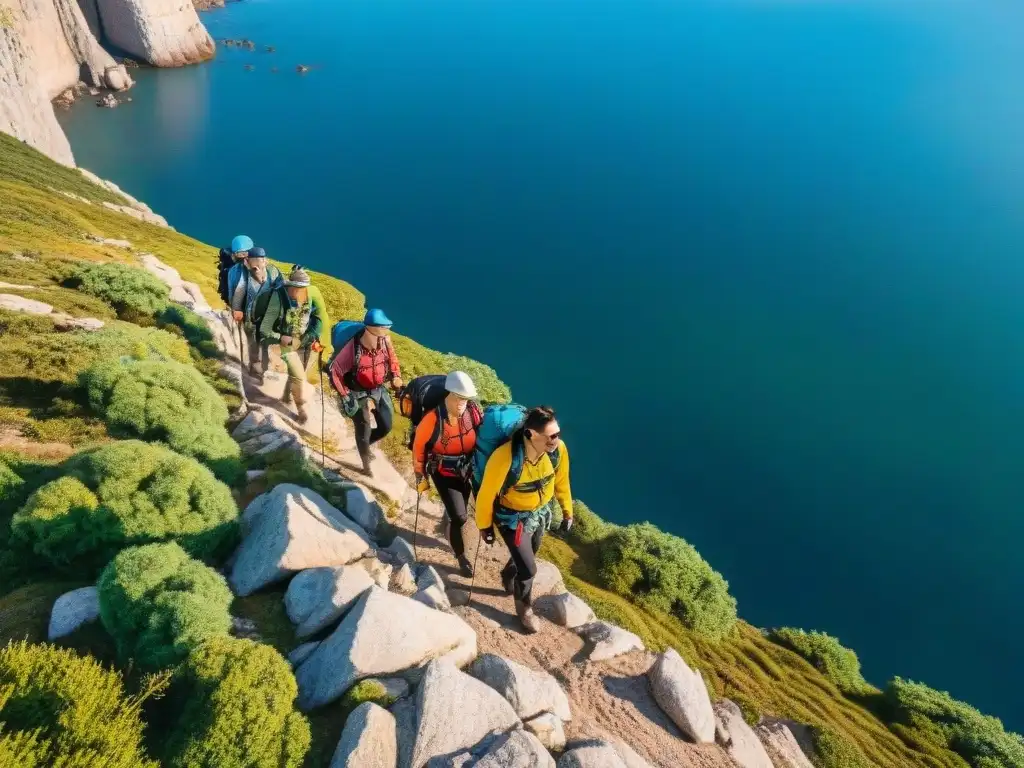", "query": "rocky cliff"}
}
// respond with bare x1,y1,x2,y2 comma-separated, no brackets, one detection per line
89,0,215,67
